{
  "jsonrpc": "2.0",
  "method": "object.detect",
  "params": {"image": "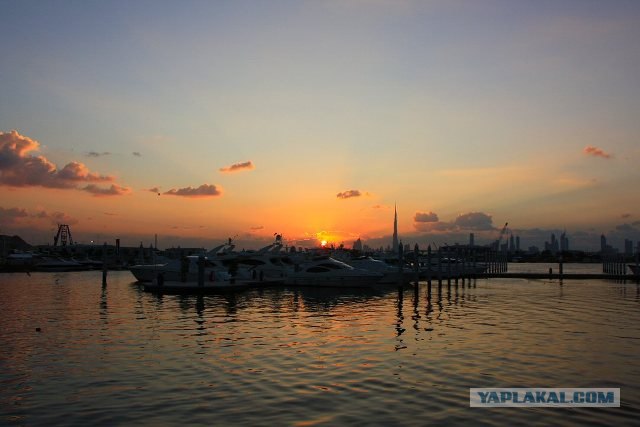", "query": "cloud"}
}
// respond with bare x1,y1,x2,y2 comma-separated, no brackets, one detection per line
372,204,390,210
454,212,494,230
57,162,113,182
336,189,362,199
0,207,28,225
414,211,495,233
1,207,79,227
86,151,111,157
0,130,128,194
414,220,456,233
163,184,222,198
146,187,160,194
82,184,131,197
414,211,439,223
34,210,79,225
250,226,264,230
583,145,612,159
132,152,142,157
219,160,254,173
621,213,631,219
615,223,638,233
